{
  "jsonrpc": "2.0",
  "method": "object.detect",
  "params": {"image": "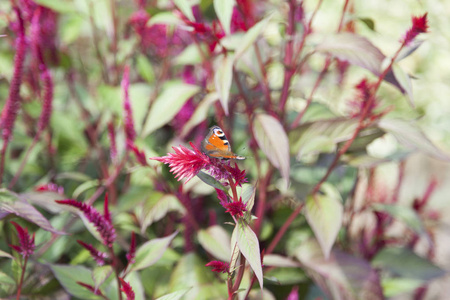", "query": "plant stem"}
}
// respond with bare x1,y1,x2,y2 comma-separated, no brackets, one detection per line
109,247,123,300
16,256,28,300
